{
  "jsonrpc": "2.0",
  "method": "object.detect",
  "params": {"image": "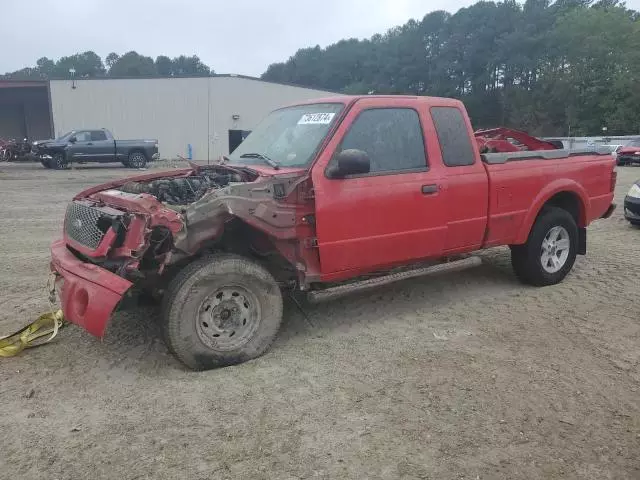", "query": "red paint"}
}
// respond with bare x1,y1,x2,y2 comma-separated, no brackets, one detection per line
617,145,640,156
50,95,616,337
474,127,561,152
50,240,132,337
